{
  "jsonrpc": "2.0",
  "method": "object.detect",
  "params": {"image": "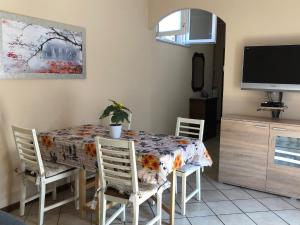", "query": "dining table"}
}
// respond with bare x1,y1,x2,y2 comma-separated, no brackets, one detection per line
38,124,212,225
